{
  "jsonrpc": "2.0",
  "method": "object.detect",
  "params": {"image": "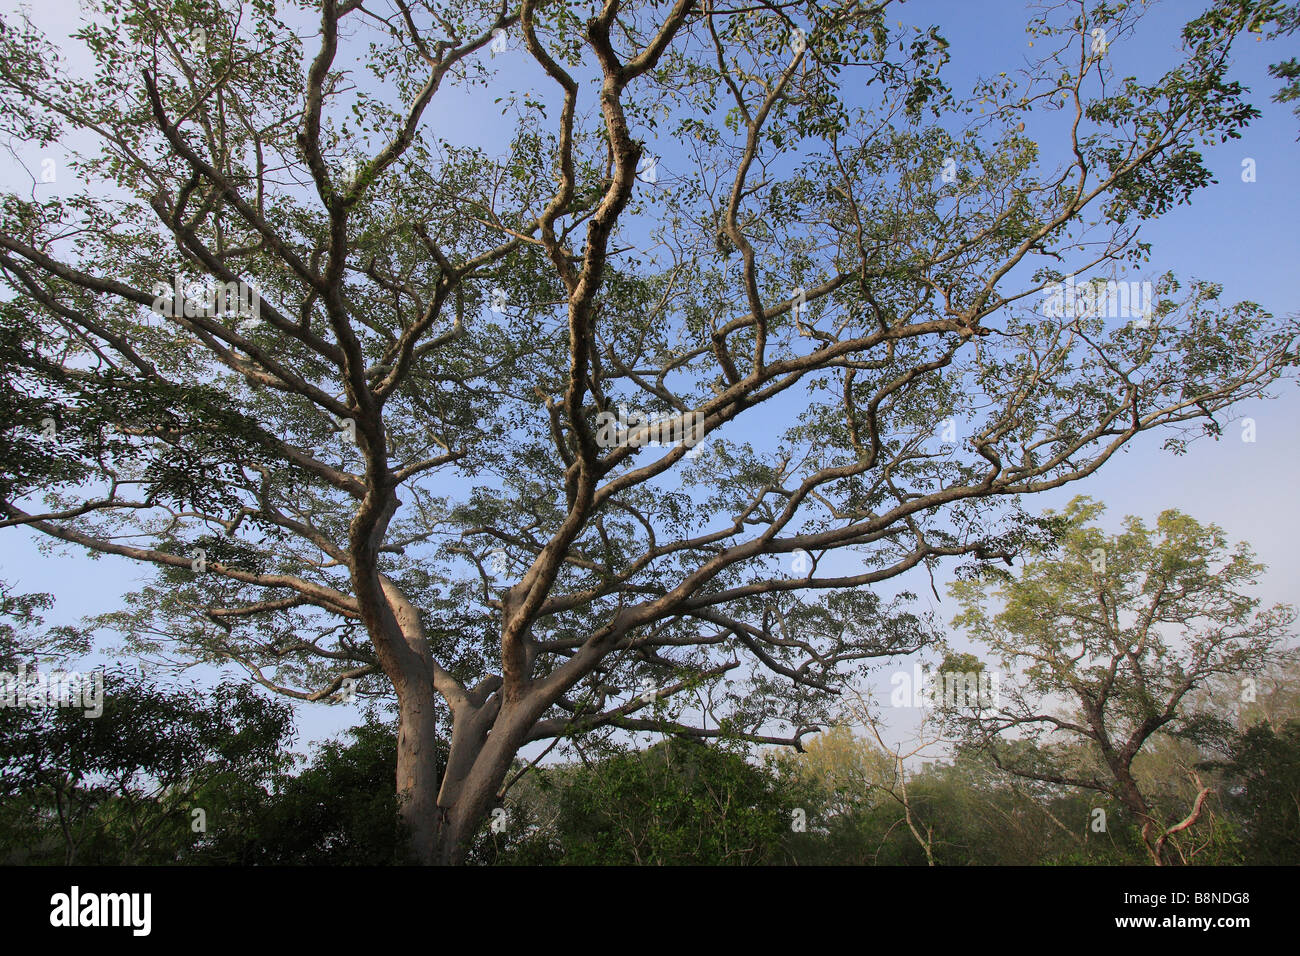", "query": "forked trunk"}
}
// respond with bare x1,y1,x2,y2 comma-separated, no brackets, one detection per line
399,689,520,865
